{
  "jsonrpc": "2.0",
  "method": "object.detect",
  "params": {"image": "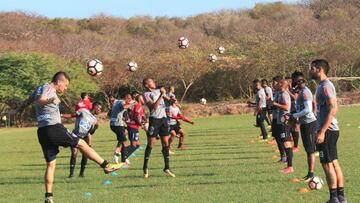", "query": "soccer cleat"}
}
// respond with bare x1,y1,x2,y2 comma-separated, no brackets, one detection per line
125,159,131,165
44,197,54,203
143,169,149,178
79,174,84,178
282,166,294,174
169,150,175,155
104,163,123,174
113,152,121,164
293,147,300,152
68,174,73,179
258,139,268,143
163,169,176,177
338,195,347,203
326,197,340,203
